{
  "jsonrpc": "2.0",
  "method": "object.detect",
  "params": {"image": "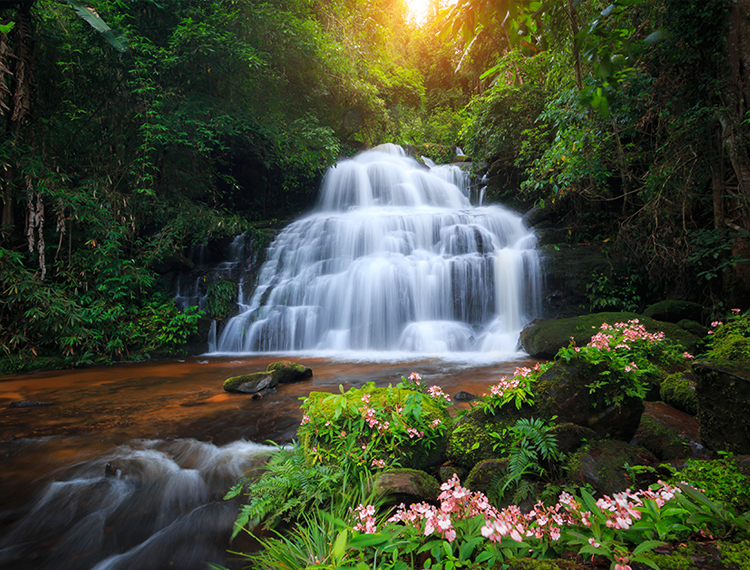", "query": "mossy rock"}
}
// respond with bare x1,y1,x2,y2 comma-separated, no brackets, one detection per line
266,361,313,384
694,362,750,454
520,312,700,358
566,440,657,495
710,315,750,343
464,459,508,495
677,319,708,338
643,300,705,324
446,408,518,470
631,411,694,461
549,423,600,455
534,356,645,442
223,361,312,392
301,386,453,470
707,333,750,364
660,373,698,416
374,468,440,505
223,370,277,393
